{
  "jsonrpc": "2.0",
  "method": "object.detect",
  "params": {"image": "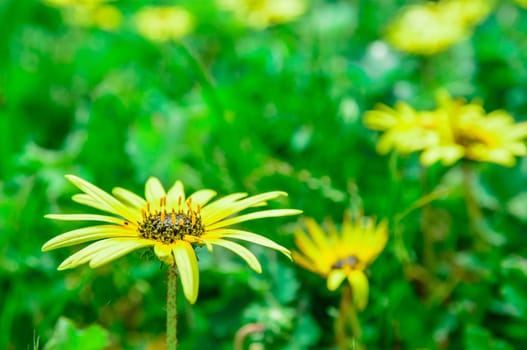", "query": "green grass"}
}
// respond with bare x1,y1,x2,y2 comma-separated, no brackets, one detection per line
2,0,527,349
